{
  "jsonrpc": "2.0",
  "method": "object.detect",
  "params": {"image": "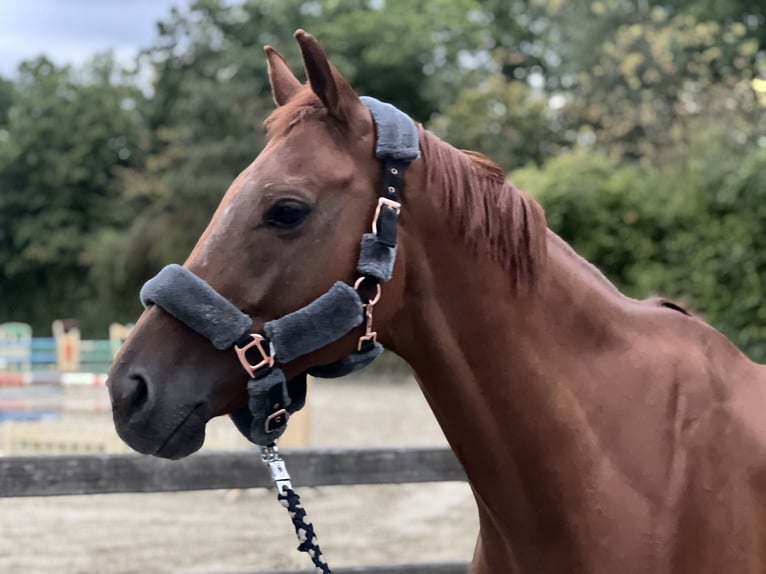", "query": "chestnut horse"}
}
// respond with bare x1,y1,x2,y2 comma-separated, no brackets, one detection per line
108,31,766,573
